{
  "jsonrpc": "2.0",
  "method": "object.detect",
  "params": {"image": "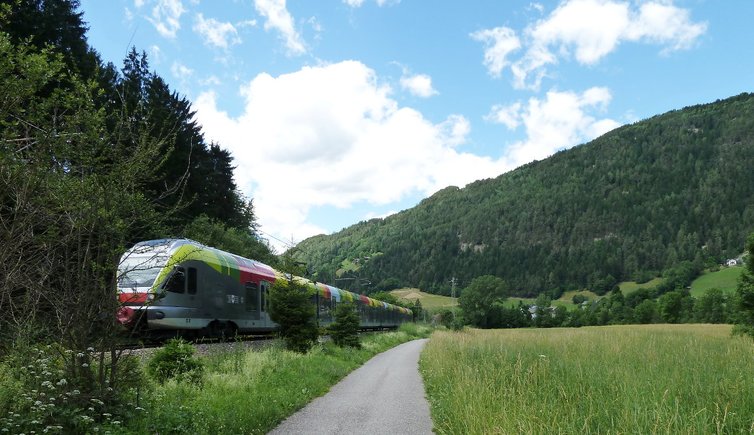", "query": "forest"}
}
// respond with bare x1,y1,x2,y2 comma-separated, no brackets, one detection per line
295,93,754,298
